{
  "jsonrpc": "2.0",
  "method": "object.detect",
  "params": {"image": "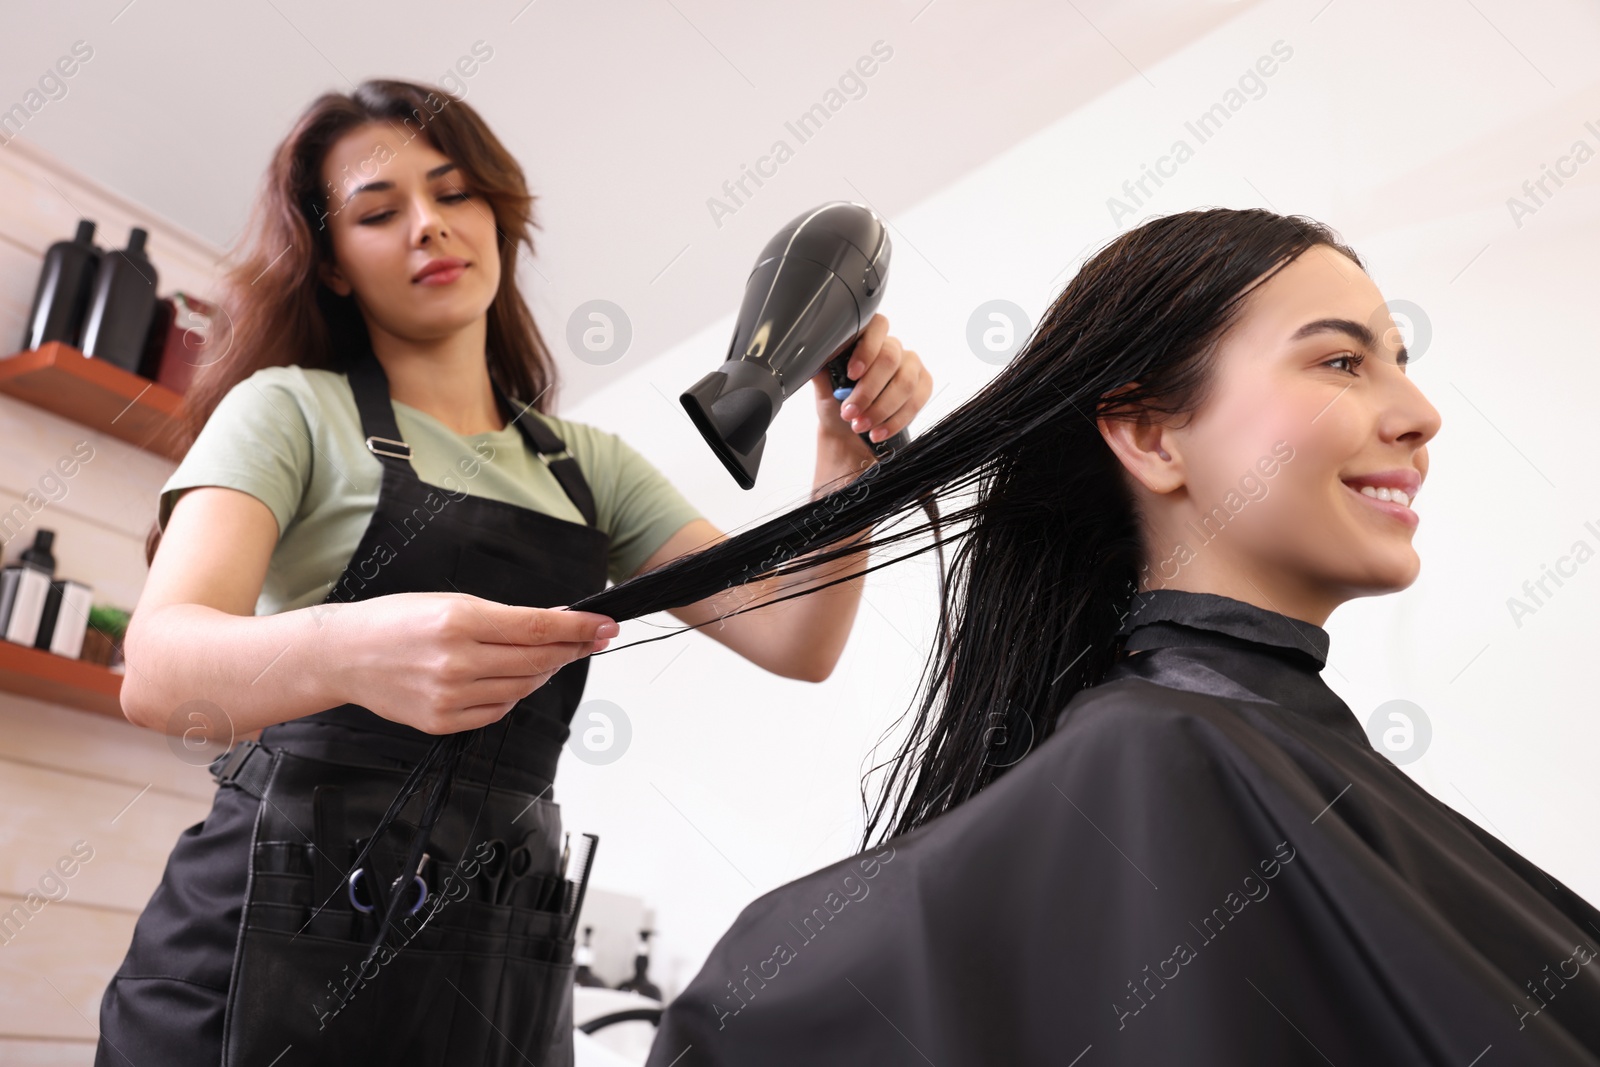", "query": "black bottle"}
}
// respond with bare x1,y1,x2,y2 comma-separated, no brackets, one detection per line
21,530,56,575
574,926,606,988
614,928,663,1001
79,226,159,373
22,220,101,352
